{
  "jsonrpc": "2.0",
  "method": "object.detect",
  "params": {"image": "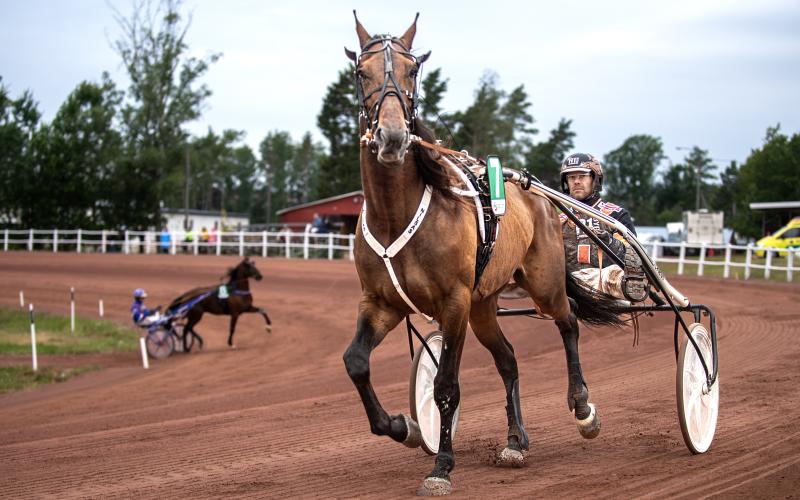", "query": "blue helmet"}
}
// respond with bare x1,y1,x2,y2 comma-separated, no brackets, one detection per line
133,288,148,299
